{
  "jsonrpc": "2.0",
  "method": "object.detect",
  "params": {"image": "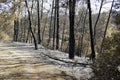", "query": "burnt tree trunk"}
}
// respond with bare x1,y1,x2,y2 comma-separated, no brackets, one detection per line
56,0,59,49
87,0,95,60
93,0,104,45
47,0,54,47
37,0,41,44
69,0,76,59
25,0,38,50
53,0,57,49
13,19,19,41
99,0,114,54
